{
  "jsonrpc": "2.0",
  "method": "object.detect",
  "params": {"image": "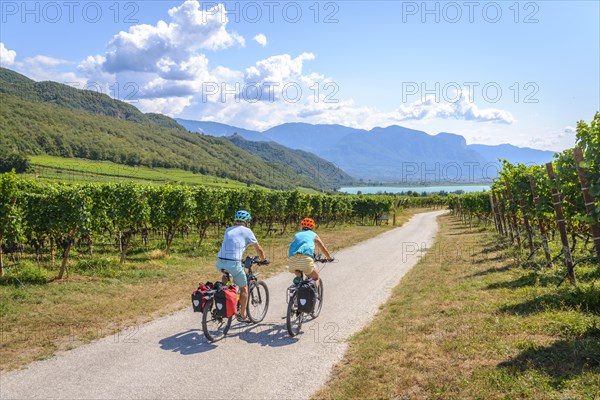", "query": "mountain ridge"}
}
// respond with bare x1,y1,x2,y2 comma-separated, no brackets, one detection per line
176,119,556,181
225,135,355,189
